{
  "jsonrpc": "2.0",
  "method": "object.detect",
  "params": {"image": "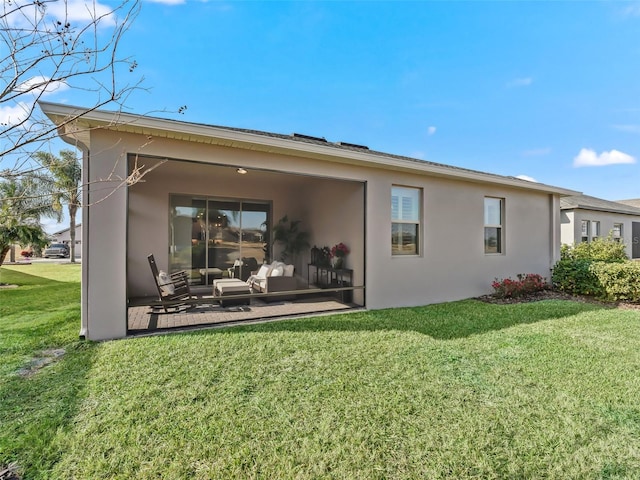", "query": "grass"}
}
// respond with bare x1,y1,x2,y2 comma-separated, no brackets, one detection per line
2,264,640,478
